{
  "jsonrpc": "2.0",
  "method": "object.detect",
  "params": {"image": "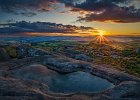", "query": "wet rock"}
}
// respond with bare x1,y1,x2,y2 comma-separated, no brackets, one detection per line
0,56,140,100
12,64,58,83
0,48,10,61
